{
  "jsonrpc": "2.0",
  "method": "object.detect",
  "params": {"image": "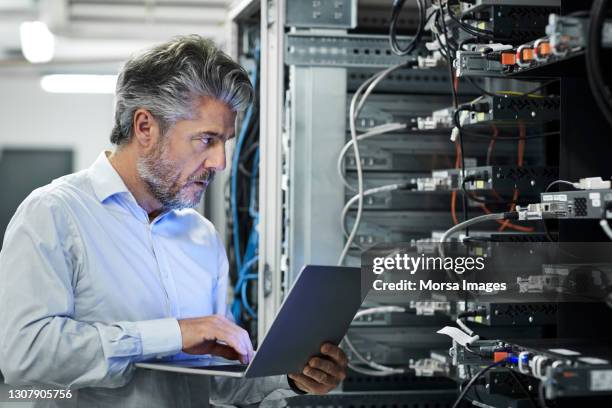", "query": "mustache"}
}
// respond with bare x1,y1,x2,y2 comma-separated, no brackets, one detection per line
188,169,215,184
